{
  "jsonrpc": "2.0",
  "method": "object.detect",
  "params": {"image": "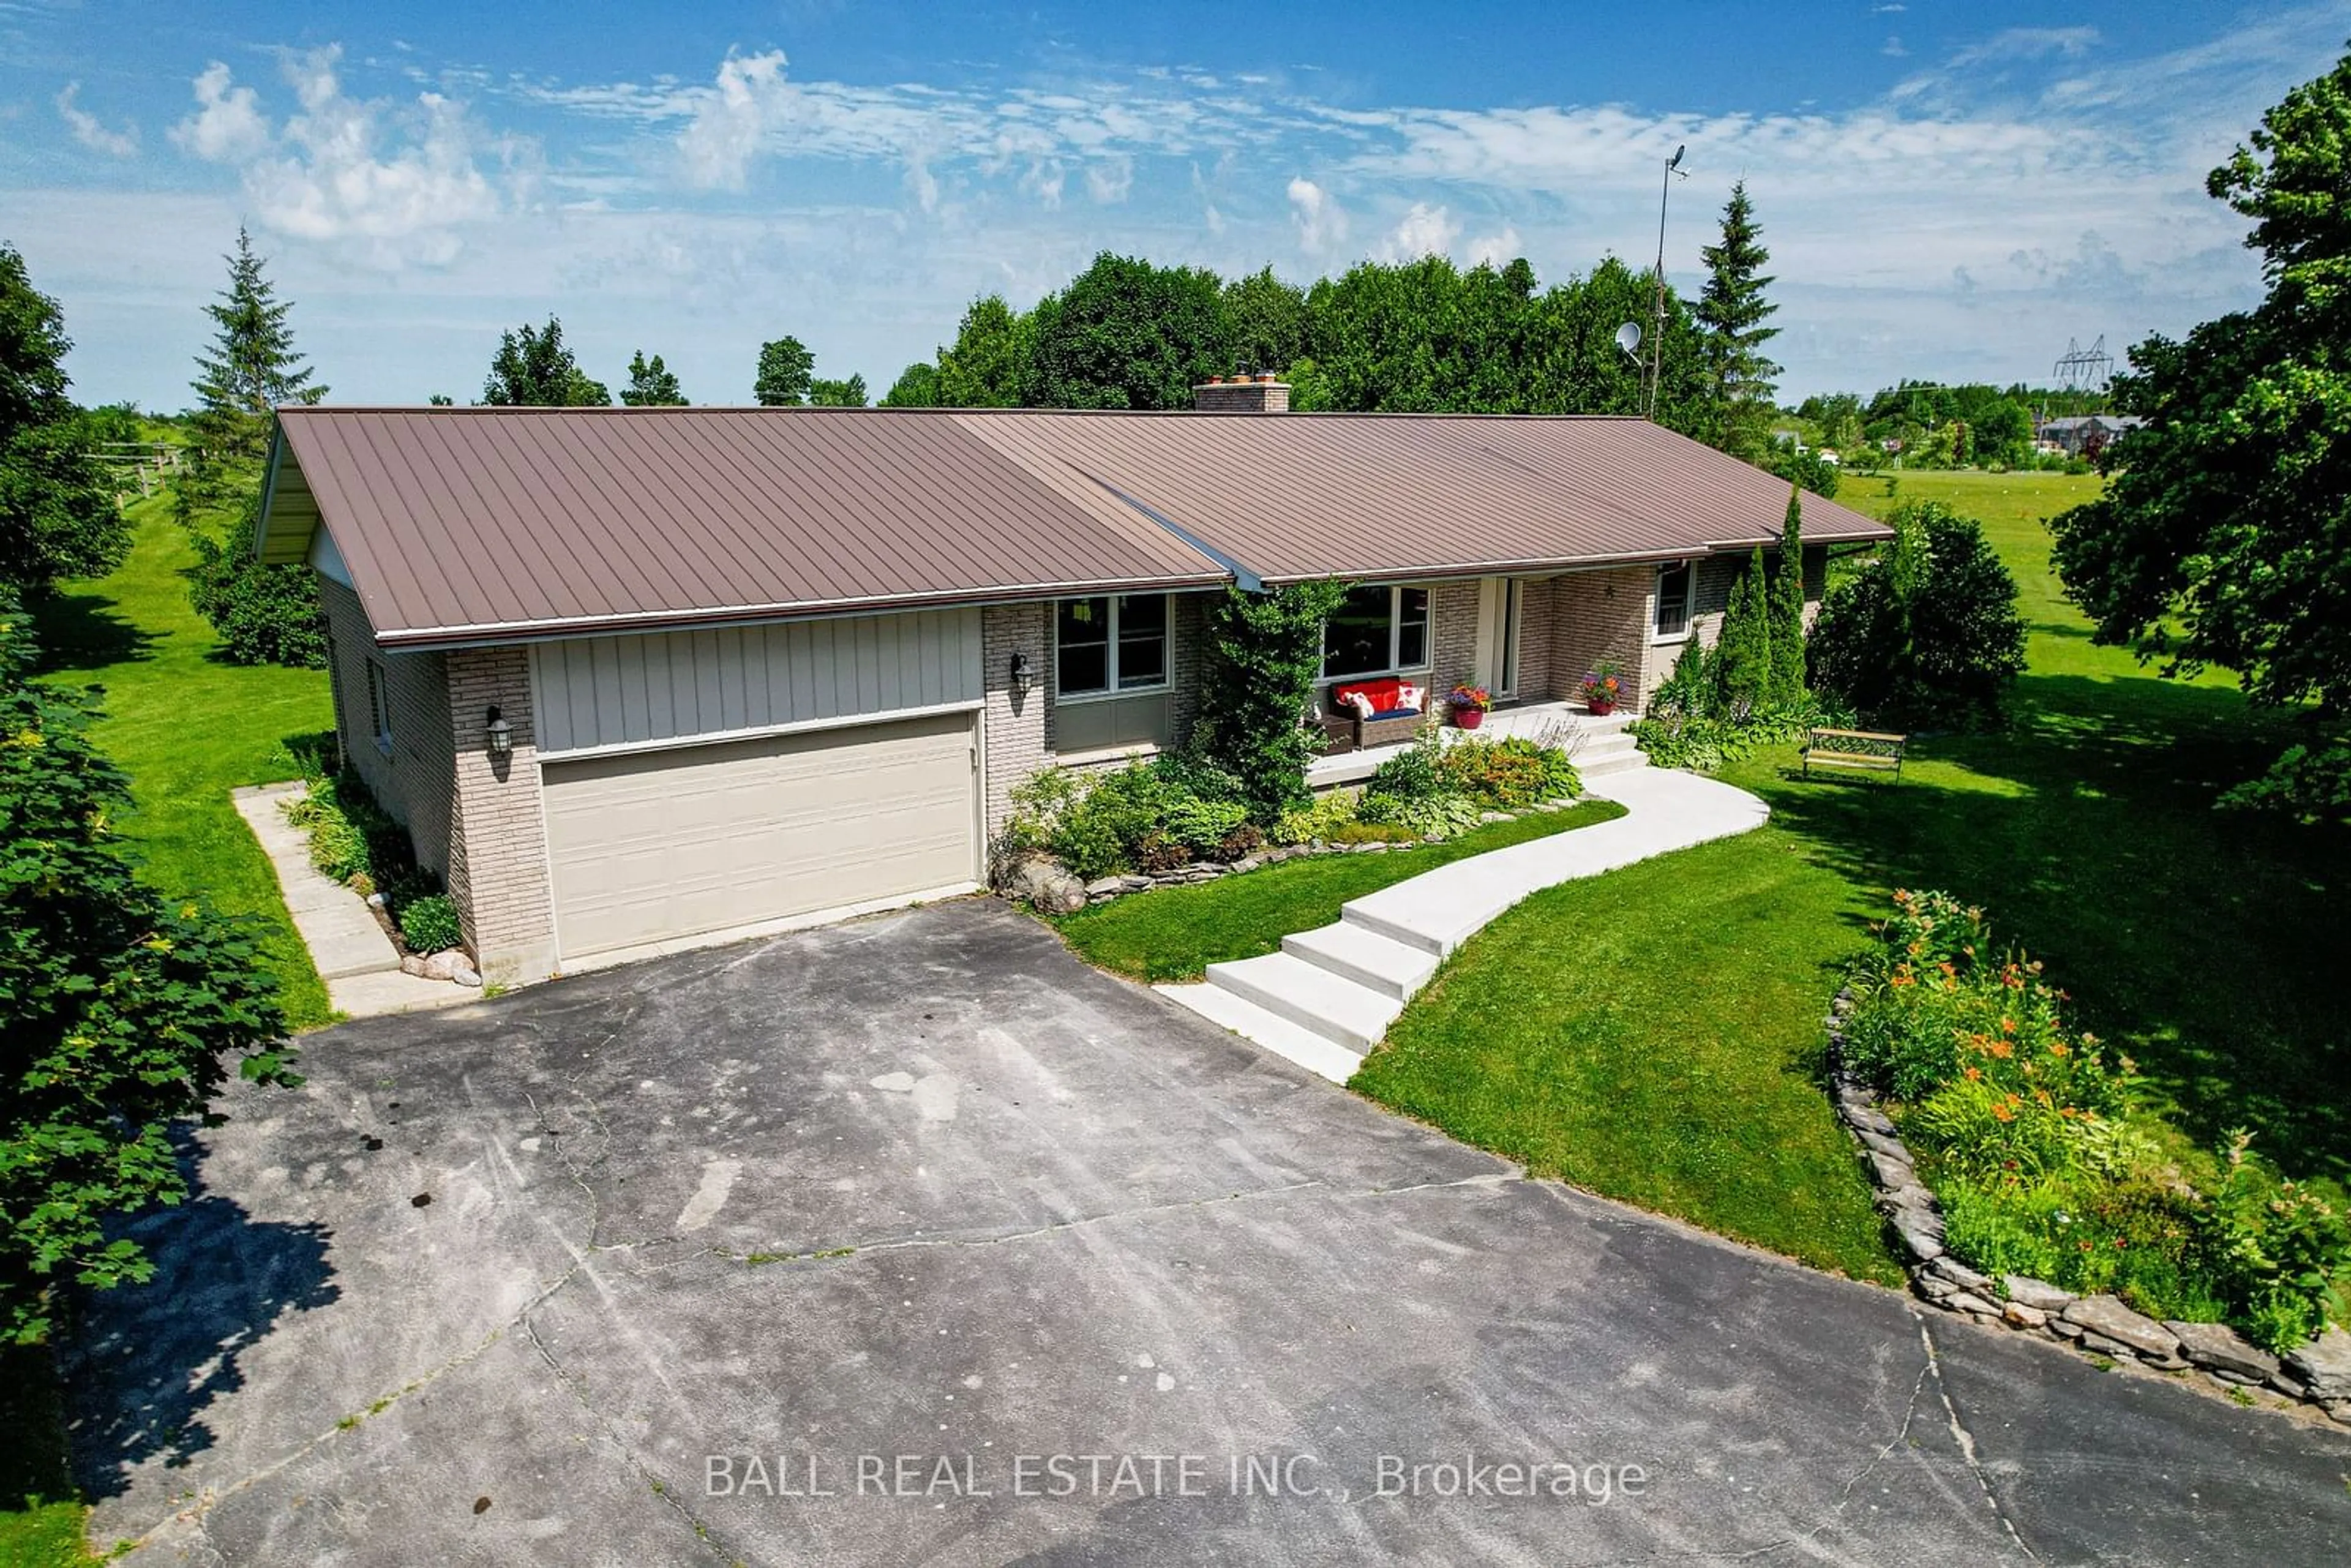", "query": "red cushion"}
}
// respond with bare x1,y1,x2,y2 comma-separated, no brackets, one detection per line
1333,678,1414,713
